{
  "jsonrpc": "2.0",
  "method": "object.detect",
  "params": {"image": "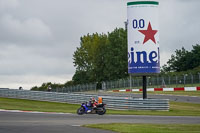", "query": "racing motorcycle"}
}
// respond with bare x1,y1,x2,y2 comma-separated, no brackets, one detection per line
77,102,106,115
